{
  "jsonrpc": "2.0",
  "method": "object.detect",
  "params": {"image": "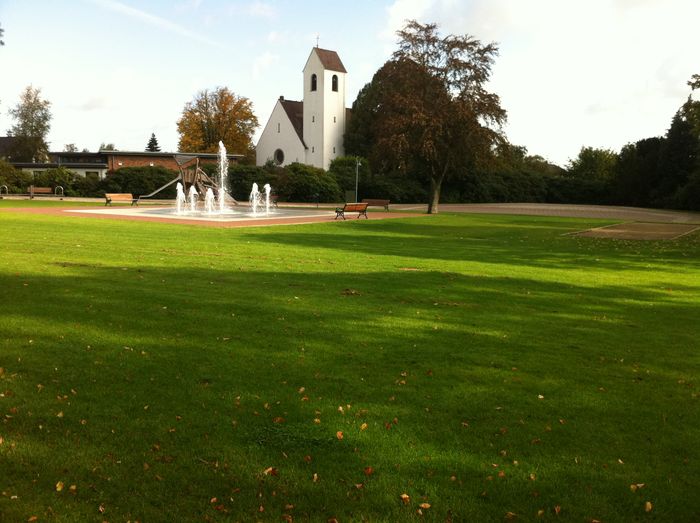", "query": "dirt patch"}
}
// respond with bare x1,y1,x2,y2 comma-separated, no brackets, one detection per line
576,222,699,240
